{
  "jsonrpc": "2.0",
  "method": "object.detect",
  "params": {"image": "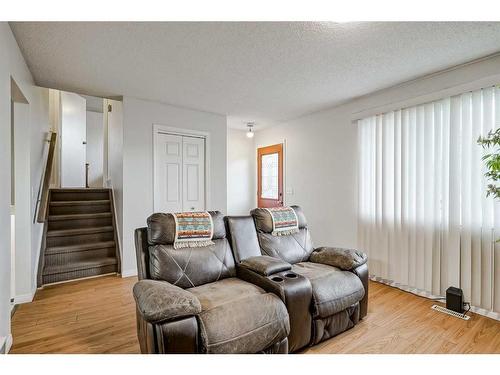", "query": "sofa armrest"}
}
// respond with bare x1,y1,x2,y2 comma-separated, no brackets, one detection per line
352,263,369,319
310,247,367,271
238,255,291,276
133,280,202,324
